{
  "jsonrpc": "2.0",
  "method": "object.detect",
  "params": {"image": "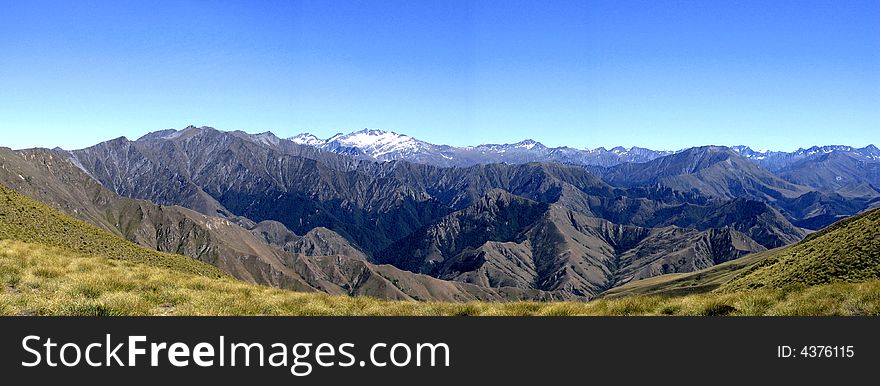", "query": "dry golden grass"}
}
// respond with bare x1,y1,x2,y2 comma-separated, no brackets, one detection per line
3,239,880,316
